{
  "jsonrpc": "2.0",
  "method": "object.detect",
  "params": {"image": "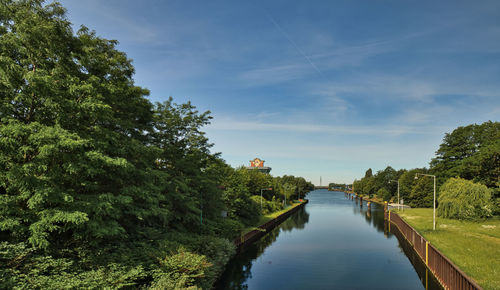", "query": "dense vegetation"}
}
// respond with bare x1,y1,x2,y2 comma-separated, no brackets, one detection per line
327,183,351,191
353,121,499,215
438,177,492,219
0,1,313,288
